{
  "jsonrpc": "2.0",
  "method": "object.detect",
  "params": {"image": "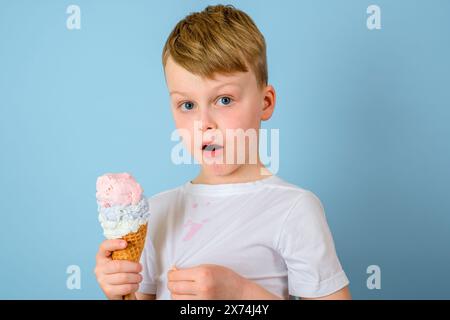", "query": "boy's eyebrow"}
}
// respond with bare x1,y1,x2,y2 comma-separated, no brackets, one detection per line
170,82,241,96
169,90,189,96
